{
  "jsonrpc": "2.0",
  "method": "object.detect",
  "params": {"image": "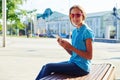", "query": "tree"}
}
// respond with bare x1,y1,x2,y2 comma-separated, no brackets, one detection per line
0,0,27,35
0,23,2,33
